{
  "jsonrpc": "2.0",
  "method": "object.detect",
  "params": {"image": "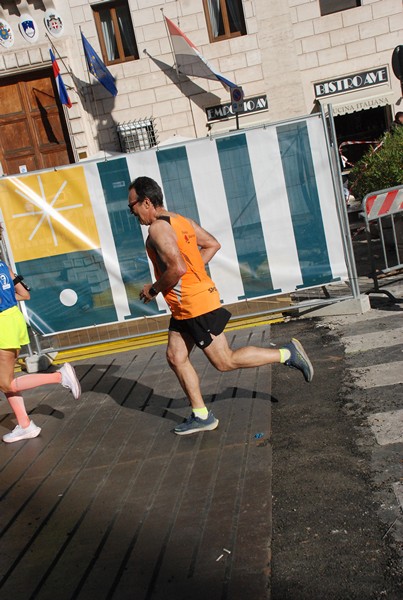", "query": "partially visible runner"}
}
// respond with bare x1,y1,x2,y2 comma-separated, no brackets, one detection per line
0,223,81,443
128,177,314,436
